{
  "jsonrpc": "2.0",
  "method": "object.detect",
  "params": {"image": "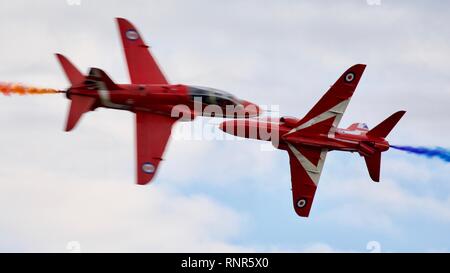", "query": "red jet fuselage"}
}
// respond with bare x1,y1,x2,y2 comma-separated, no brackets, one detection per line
67,83,260,120
220,118,390,157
